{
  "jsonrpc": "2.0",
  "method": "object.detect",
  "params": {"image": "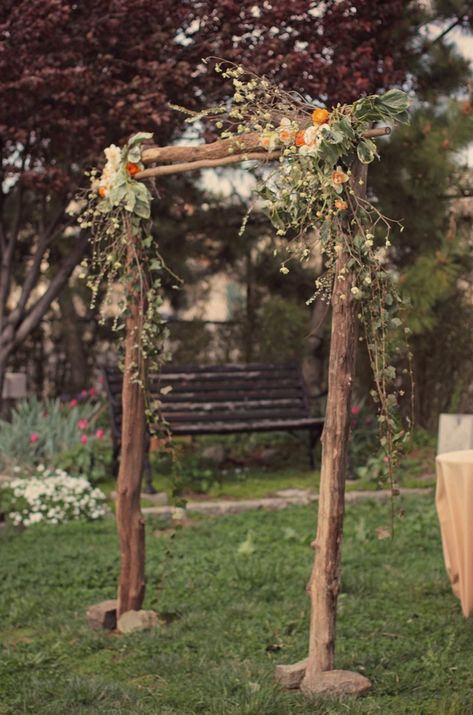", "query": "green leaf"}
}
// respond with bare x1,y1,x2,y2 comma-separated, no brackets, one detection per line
133,200,150,219
124,190,136,212
127,146,142,163
320,220,331,244
319,140,341,165
334,117,355,140
128,132,153,148
134,181,151,202
323,128,344,145
107,184,128,205
95,200,110,214
237,532,256,556
356,139,377,164
378,89,410,114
